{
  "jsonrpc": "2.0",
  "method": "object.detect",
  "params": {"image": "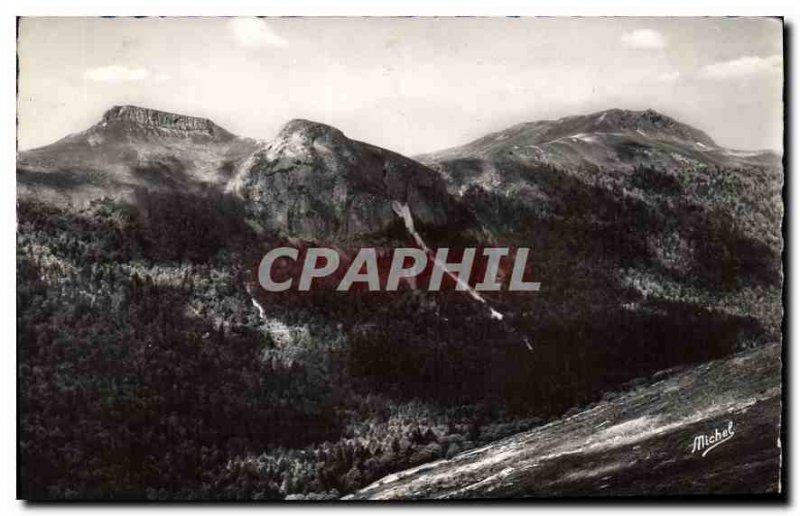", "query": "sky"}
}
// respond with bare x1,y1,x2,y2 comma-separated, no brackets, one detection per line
17,17,784,154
